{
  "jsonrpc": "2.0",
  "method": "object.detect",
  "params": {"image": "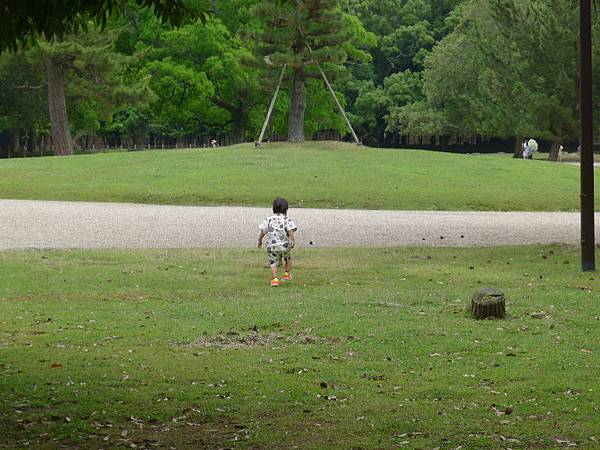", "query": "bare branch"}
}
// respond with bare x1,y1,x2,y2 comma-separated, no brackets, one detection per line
16,83,48,90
